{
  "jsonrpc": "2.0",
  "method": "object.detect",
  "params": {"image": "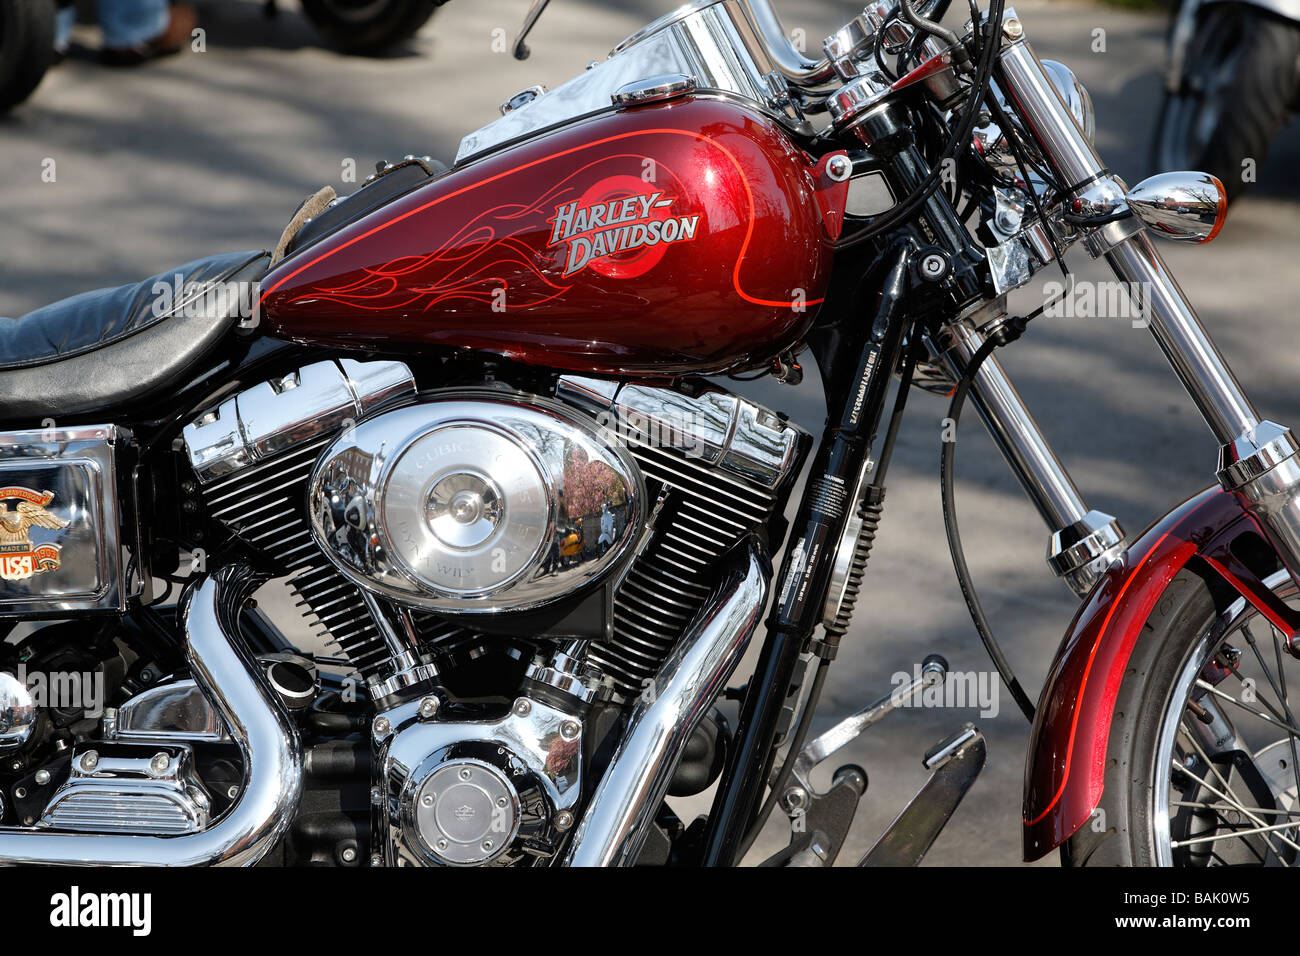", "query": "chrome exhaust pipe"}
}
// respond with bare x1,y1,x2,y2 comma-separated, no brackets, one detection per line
0,564,303,865
565,536,770,866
